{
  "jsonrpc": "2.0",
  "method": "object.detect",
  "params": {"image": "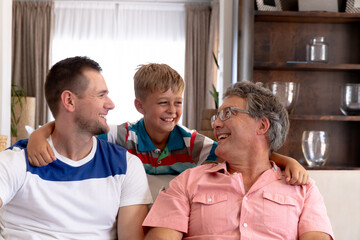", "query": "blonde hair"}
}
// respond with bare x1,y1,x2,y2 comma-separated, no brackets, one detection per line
134,63,184,100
